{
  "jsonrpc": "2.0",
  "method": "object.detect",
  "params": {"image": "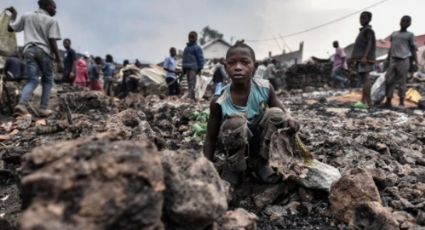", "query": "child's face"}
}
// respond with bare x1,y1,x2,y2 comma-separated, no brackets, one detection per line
400,17,411,30
226,47,255,83
360,13,370,26
188,34,197,43
46,1,57,17
63,40,70,49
